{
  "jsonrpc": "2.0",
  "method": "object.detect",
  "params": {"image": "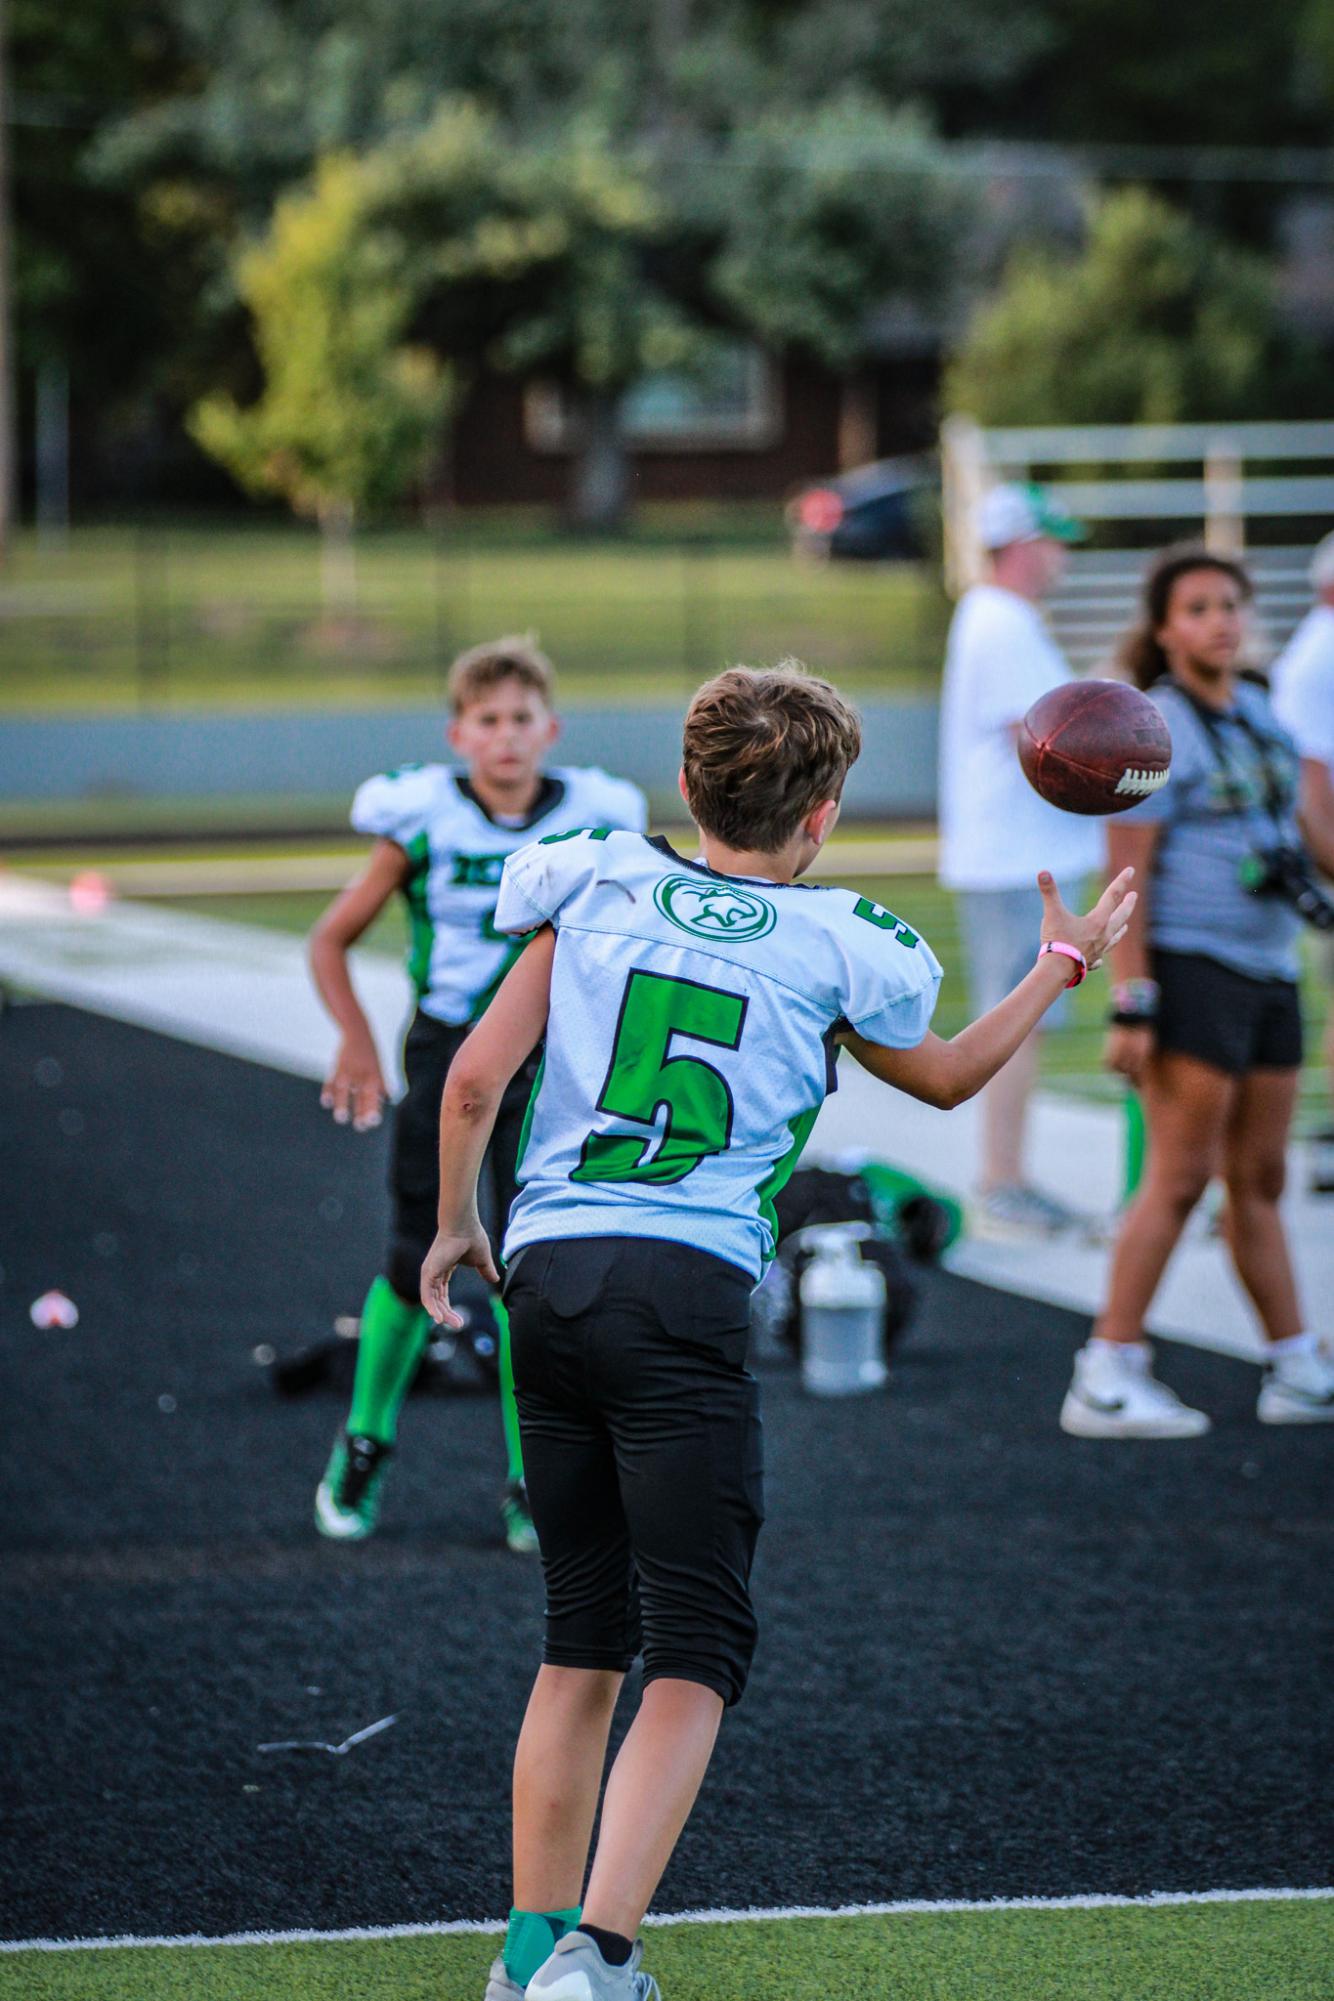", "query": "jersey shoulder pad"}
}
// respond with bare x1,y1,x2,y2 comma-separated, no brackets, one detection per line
821,887,943,1051
350,764,449,847
494,825,626,934
557,765,649,832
